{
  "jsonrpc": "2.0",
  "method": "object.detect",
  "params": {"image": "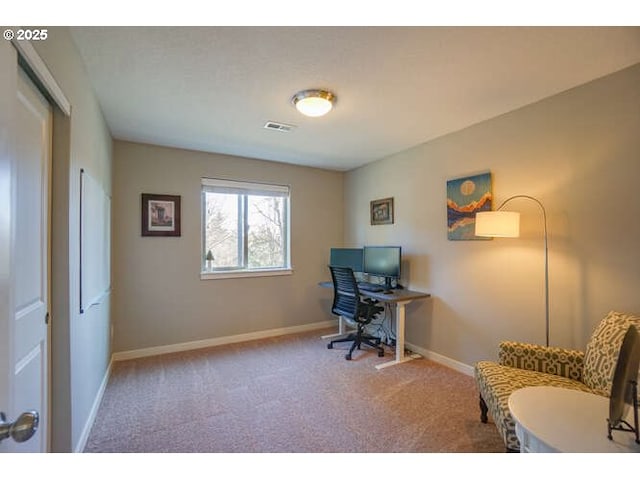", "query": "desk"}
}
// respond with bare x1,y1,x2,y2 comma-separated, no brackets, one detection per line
318,281,430,369
508,386,640,453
